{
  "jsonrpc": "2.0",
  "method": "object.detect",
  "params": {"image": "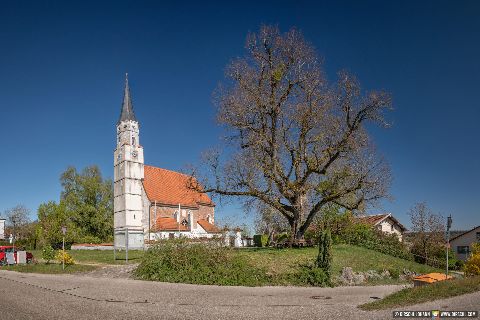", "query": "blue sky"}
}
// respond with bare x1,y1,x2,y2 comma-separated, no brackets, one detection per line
1,1,479,230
